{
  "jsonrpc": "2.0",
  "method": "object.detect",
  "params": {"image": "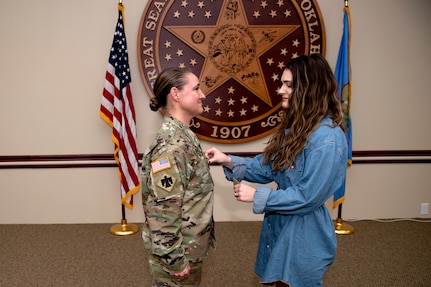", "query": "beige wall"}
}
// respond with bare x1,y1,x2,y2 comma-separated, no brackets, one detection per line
0,0,430,224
